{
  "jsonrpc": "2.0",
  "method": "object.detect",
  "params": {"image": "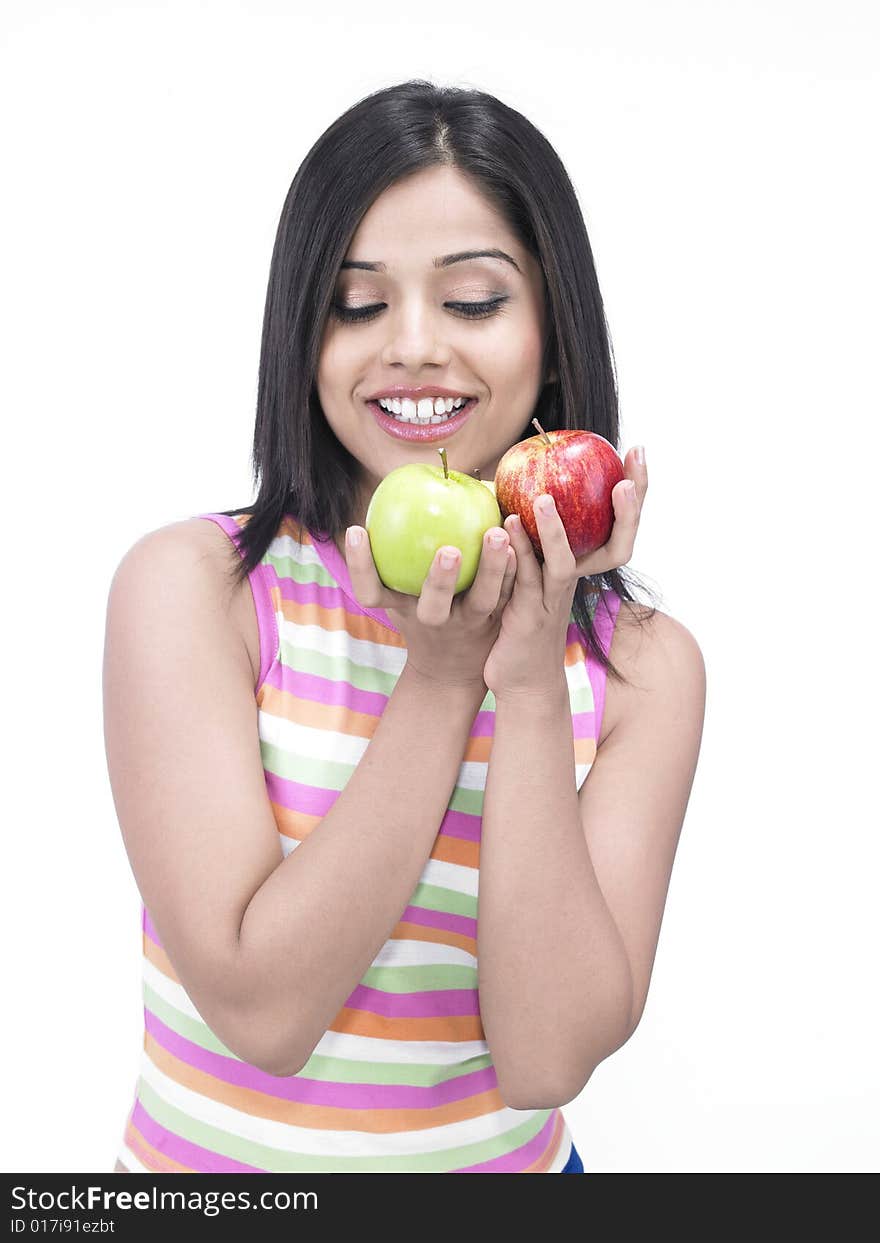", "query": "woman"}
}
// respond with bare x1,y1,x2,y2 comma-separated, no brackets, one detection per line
104,79,705,1174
